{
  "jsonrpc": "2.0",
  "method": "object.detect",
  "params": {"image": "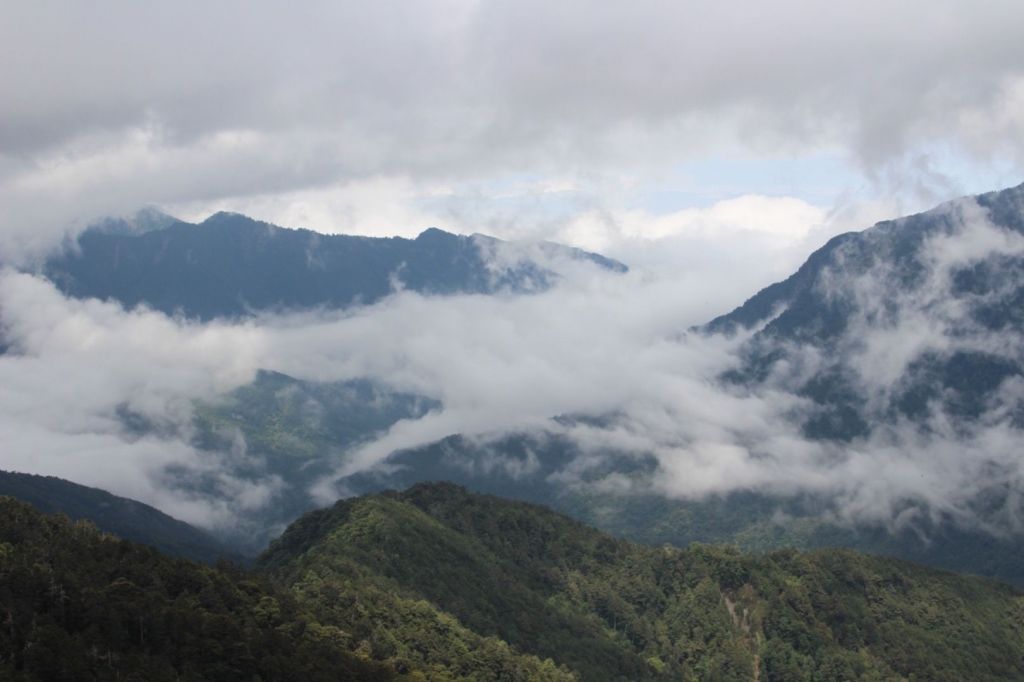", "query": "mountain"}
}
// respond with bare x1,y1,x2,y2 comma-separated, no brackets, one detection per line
707,183,1024,338
258,482,1024,681
136,369,440,553
5,479,1023,679
705,181,1024,440
316,183,1024,585
333,430,1024,586
0,470,233,564
0,495,394,681
42,211,626,320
